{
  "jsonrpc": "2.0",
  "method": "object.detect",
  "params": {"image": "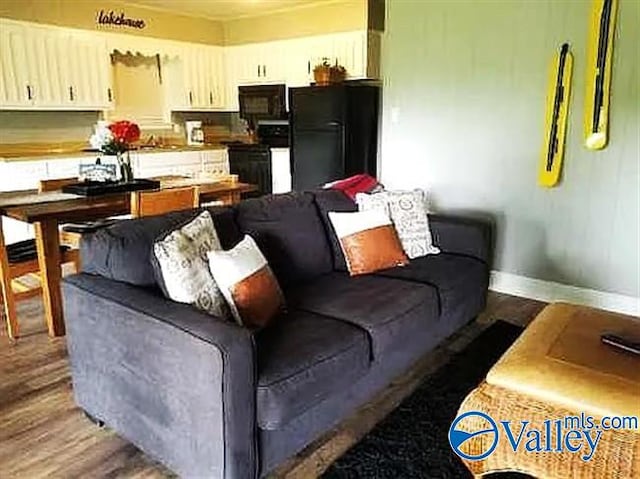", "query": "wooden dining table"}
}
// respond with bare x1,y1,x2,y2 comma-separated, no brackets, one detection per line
0,178,257,338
